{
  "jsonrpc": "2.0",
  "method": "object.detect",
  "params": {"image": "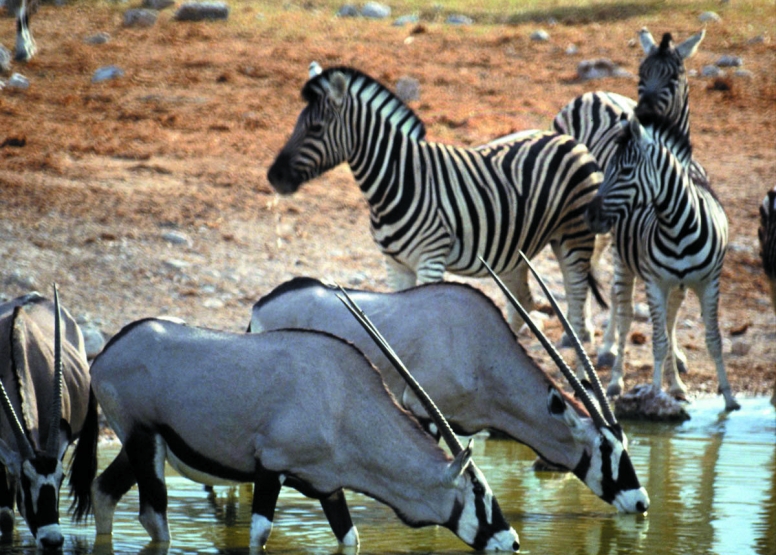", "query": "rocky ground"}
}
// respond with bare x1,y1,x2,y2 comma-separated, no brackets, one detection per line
0,1,774,407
